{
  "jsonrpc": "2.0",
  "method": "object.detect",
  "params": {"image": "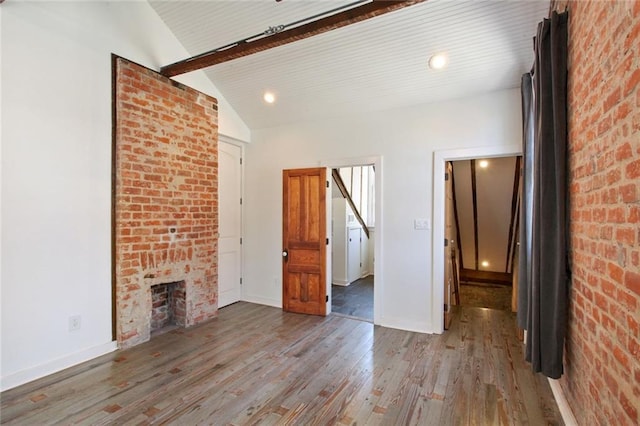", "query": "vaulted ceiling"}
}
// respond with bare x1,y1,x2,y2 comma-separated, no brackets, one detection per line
149,0,549,130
